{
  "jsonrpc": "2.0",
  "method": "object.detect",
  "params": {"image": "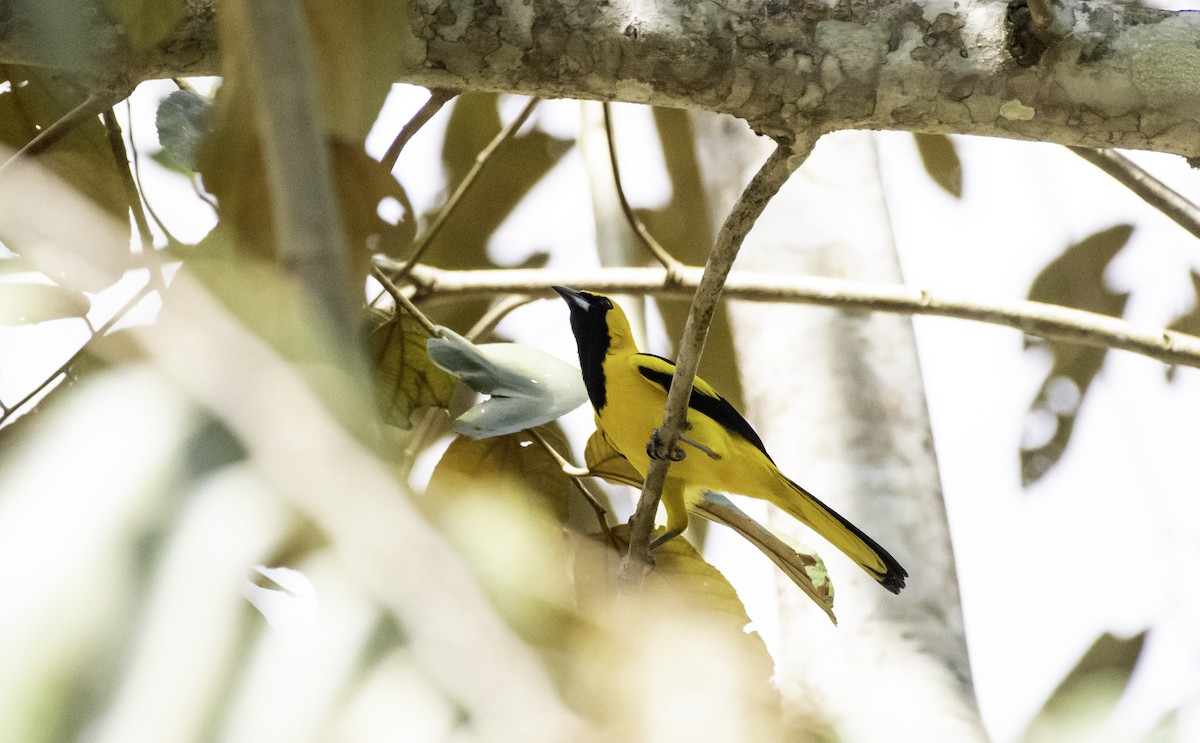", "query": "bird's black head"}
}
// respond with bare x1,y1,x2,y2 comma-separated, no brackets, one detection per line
552,286,616,409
